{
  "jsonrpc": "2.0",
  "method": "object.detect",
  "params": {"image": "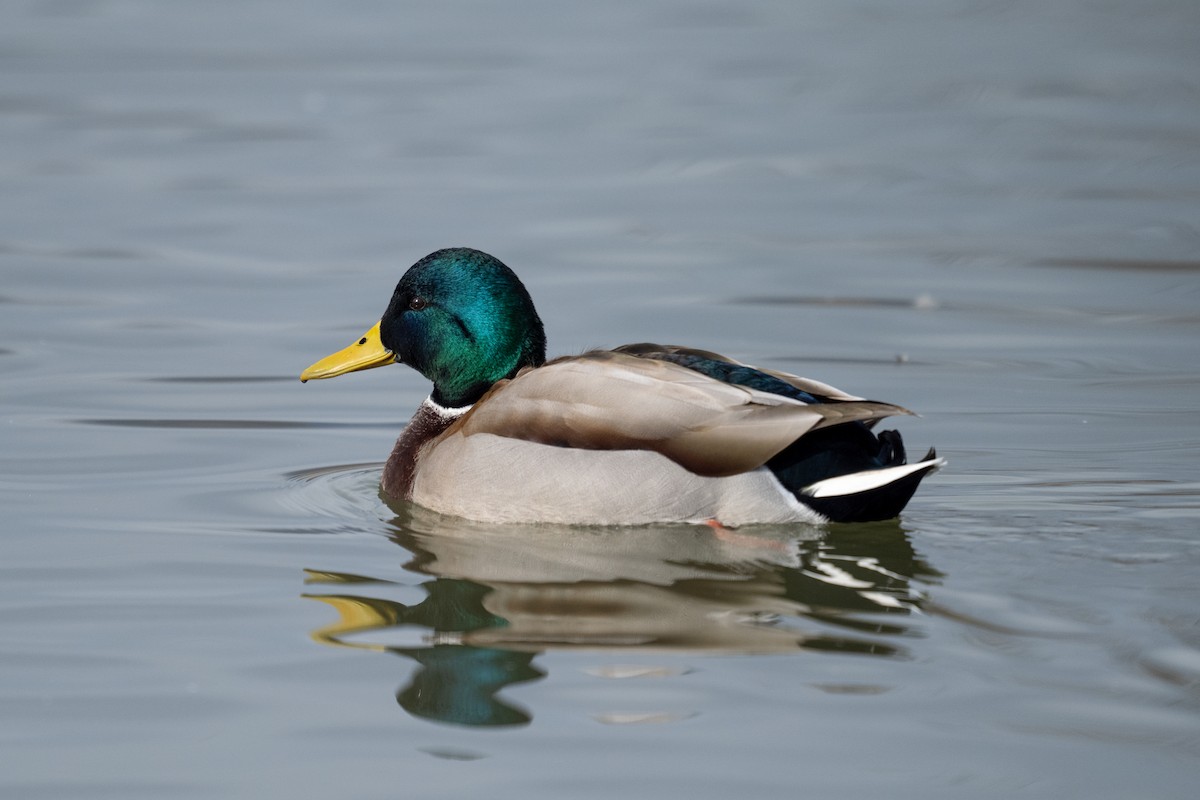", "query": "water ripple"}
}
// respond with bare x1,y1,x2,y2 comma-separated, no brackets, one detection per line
1034,258,1200,273
276,461,389,530
142,376,295,384
75,418,392,430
